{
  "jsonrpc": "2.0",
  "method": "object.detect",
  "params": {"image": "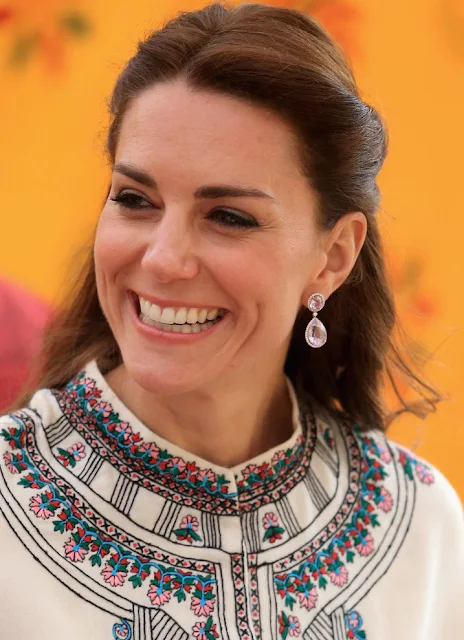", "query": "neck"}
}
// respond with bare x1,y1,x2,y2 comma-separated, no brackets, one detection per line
105,364,294,468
